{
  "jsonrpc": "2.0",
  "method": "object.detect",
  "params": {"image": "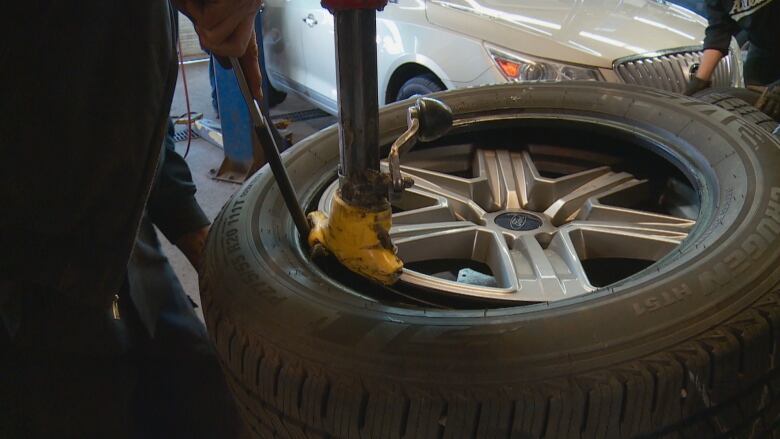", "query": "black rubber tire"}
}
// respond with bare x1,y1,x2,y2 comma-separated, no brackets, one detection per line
395,74,445,102
694,87,778,133
202,83,780,438
261,51,287,108
266,84,287,108
694,87,762,106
